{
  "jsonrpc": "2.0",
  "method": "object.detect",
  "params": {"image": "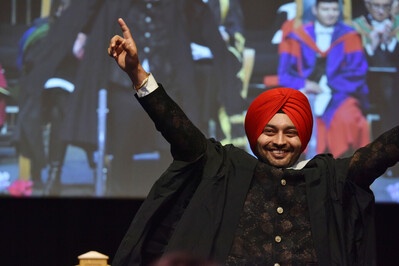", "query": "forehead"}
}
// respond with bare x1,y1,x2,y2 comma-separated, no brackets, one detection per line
368,0,393,4
316,1,340,7
267,113,296,127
